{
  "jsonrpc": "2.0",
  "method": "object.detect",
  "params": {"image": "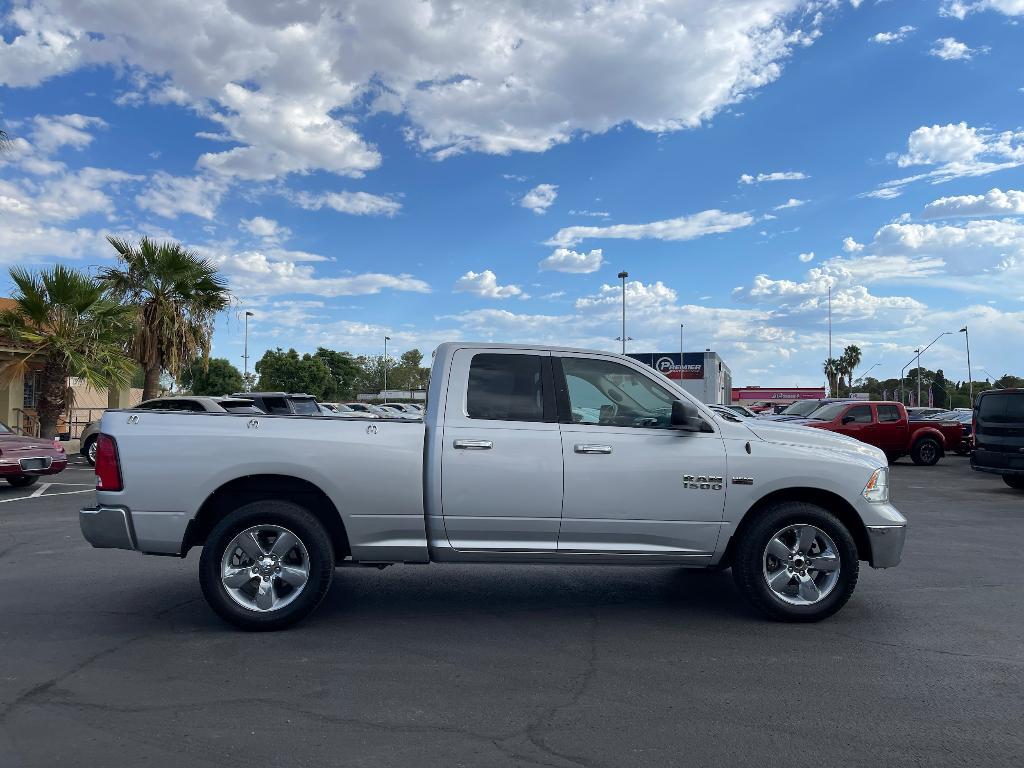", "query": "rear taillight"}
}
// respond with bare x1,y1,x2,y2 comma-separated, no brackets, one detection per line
95,434,123,491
